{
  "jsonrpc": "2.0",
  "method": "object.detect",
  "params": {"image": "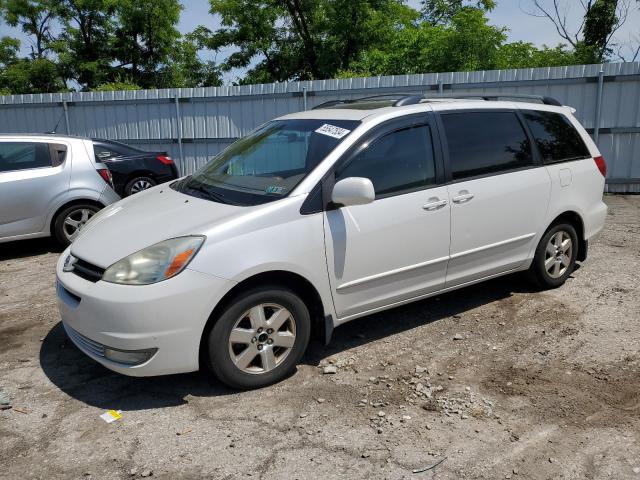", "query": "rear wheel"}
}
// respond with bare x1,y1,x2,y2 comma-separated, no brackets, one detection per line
53,203,101,246
125,176,156,196
206,286,311,389
529,222,578,289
